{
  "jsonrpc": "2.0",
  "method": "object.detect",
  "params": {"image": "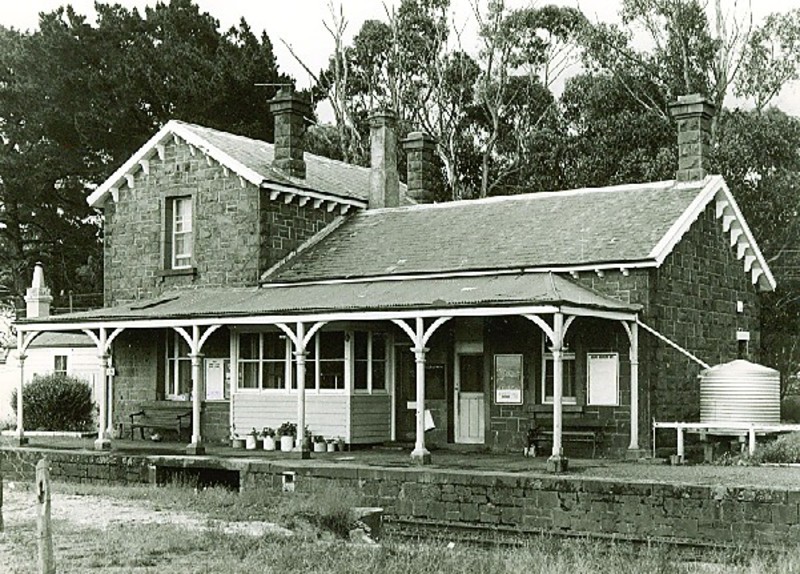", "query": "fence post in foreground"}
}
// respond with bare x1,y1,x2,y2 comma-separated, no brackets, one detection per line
1,462,4,532
36,457,55,574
